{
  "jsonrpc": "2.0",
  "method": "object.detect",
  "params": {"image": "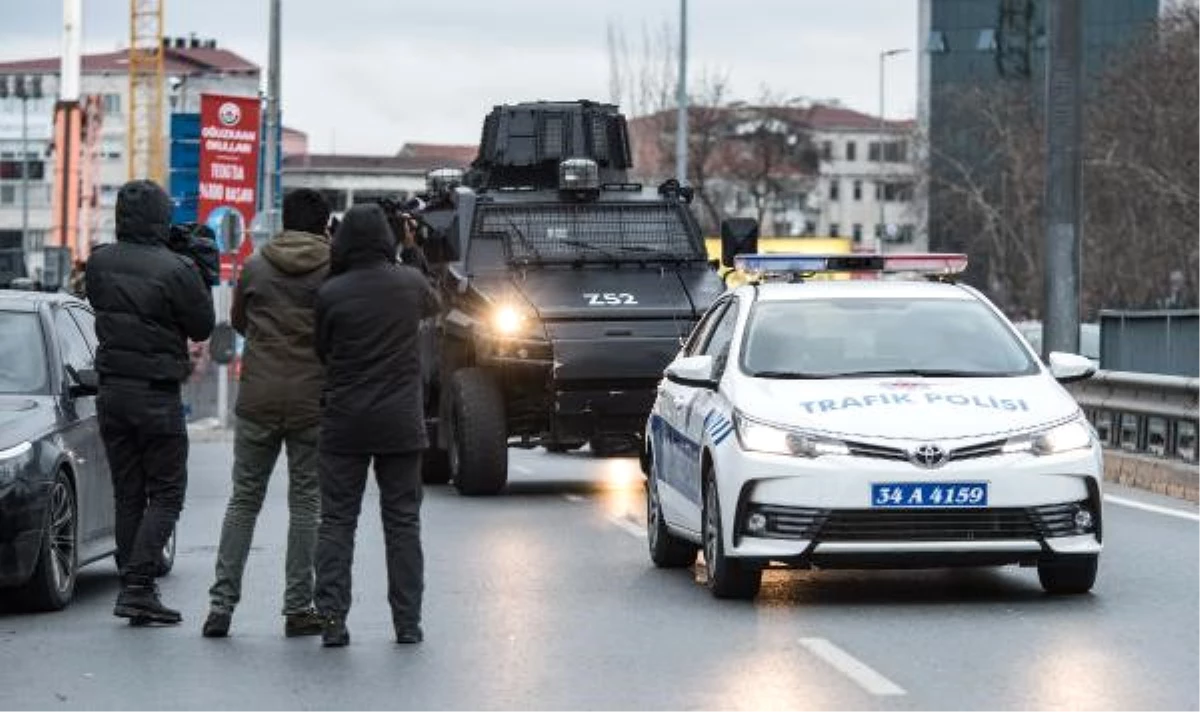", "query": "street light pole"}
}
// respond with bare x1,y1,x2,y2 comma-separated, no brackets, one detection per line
877,48,908,250
20,90,29,254
675,0,688,184
263,0,282,236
